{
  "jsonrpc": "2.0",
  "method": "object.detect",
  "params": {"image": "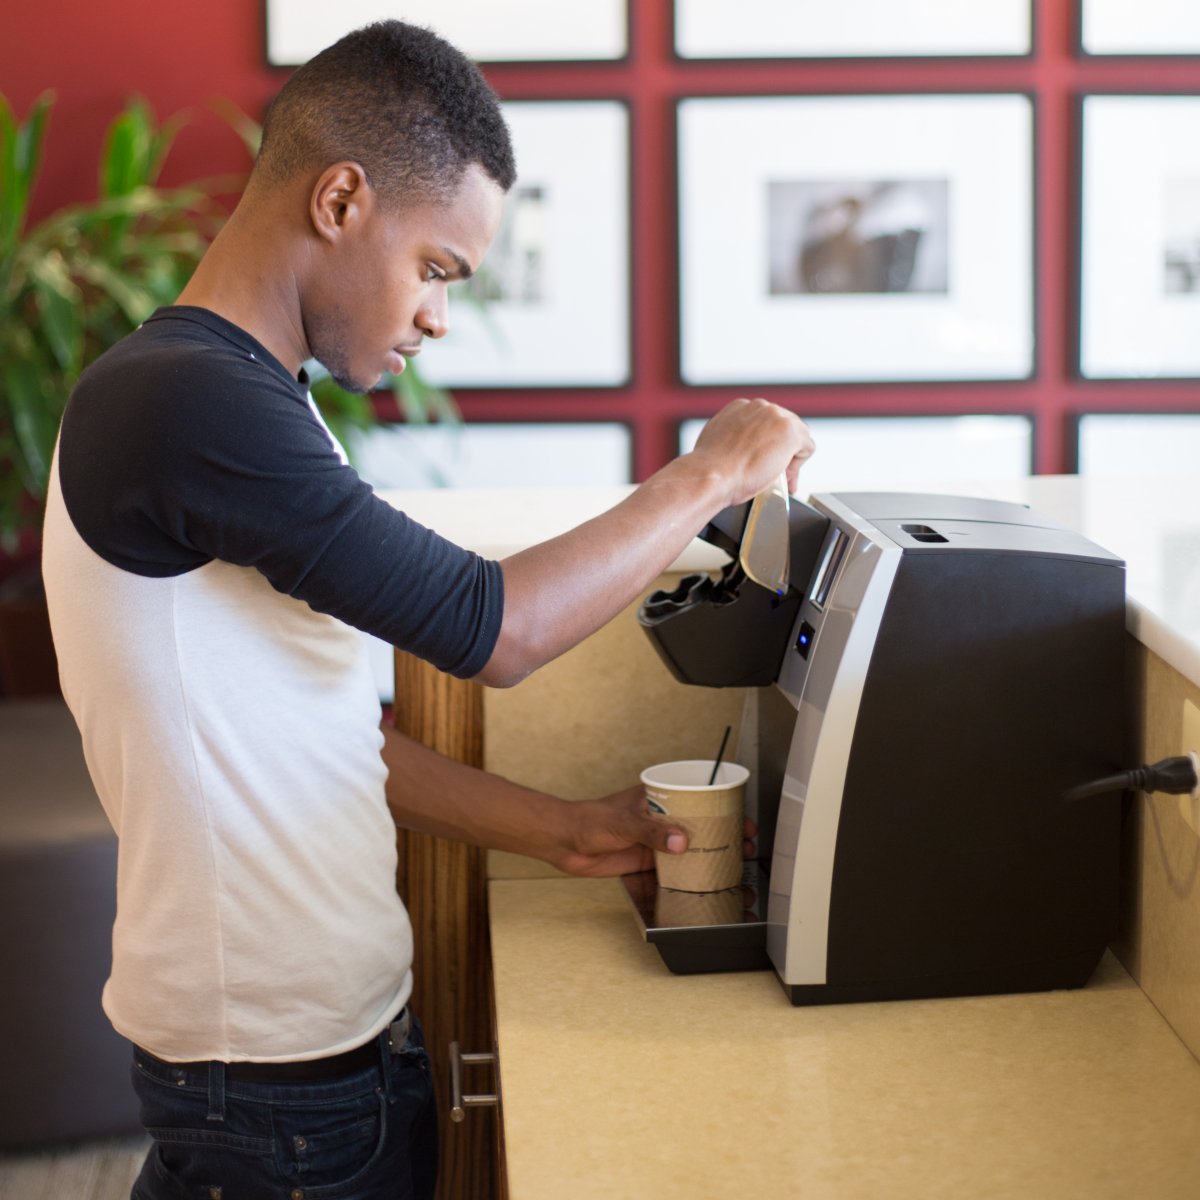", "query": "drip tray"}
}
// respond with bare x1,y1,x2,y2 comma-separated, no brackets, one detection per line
620,862,771,975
